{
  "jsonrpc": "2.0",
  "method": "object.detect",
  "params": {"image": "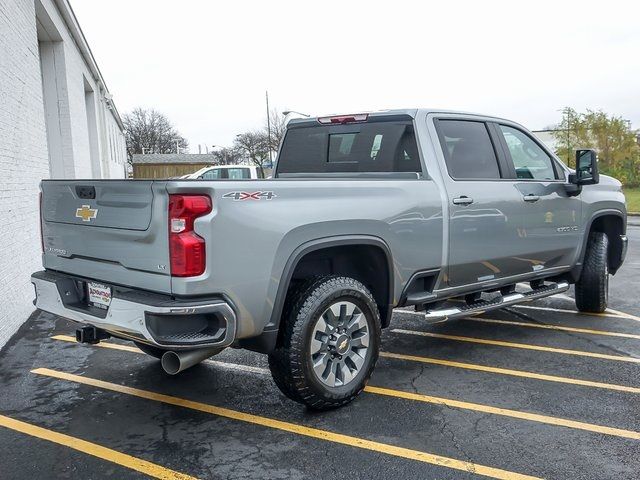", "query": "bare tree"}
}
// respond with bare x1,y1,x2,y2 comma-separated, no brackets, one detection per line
123,108,188,163
233,131,270,177
211,146,243,165
265,108,287,152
